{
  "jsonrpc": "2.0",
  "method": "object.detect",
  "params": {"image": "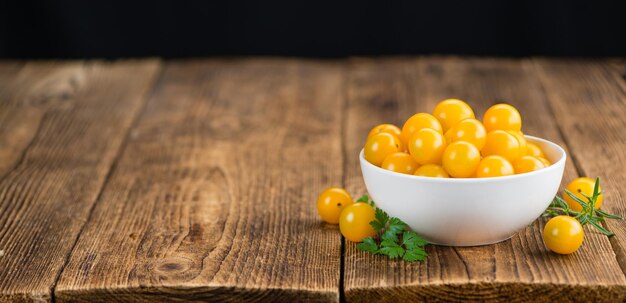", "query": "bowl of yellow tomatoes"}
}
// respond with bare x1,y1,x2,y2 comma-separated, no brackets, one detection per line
360,99,567,246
